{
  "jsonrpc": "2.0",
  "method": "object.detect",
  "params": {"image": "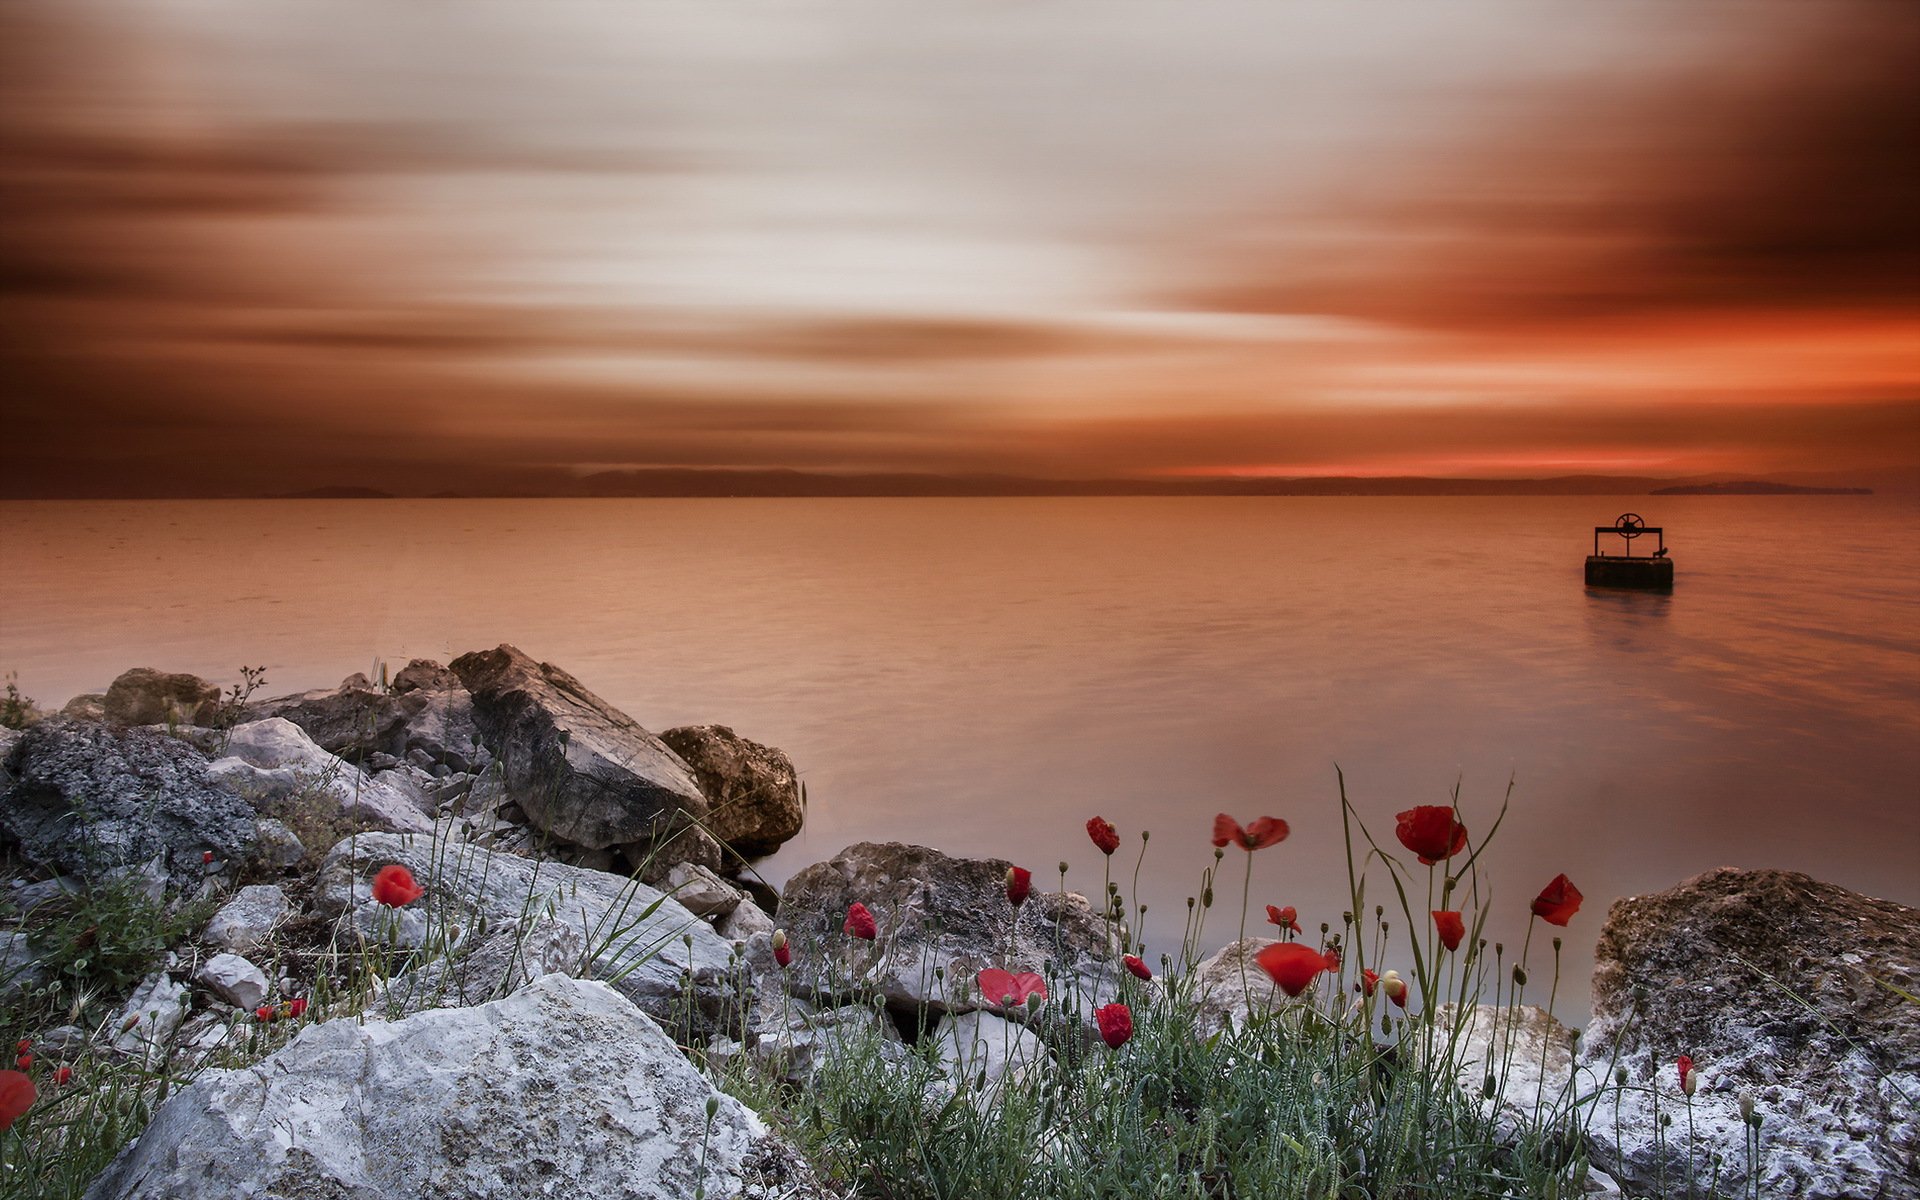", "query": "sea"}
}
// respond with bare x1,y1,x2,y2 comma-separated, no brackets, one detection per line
4,495,1918,1020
